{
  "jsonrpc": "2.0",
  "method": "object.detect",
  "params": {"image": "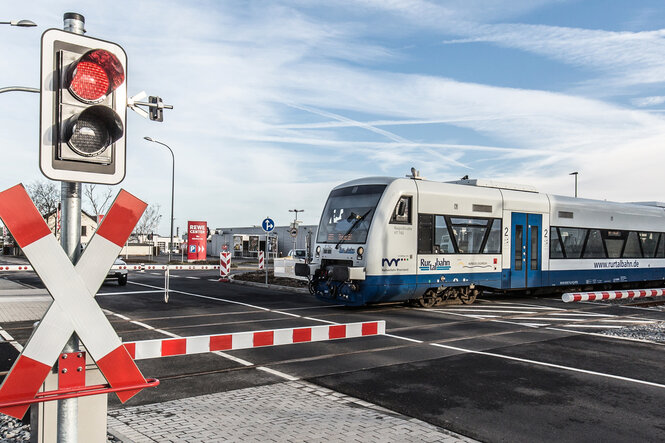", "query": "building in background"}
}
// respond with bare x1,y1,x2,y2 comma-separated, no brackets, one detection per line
209,225,316,259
